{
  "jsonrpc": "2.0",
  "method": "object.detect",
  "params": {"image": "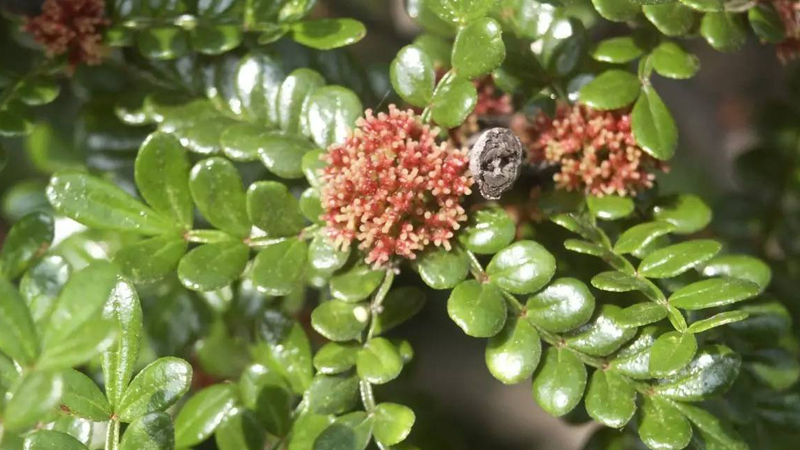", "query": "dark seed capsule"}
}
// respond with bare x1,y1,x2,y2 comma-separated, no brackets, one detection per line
469,128,524,200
